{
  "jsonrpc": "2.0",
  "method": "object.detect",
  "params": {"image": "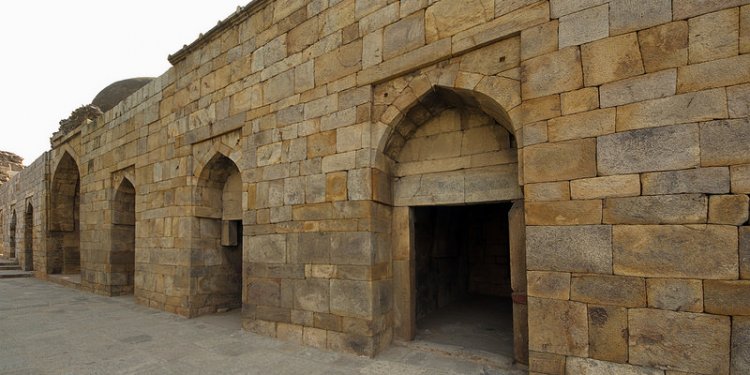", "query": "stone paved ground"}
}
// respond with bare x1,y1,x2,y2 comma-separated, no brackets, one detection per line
0,279,527,375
